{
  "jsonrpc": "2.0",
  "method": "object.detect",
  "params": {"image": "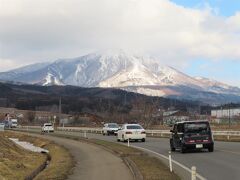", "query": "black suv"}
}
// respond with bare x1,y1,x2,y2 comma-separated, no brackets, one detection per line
170,120,214,153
